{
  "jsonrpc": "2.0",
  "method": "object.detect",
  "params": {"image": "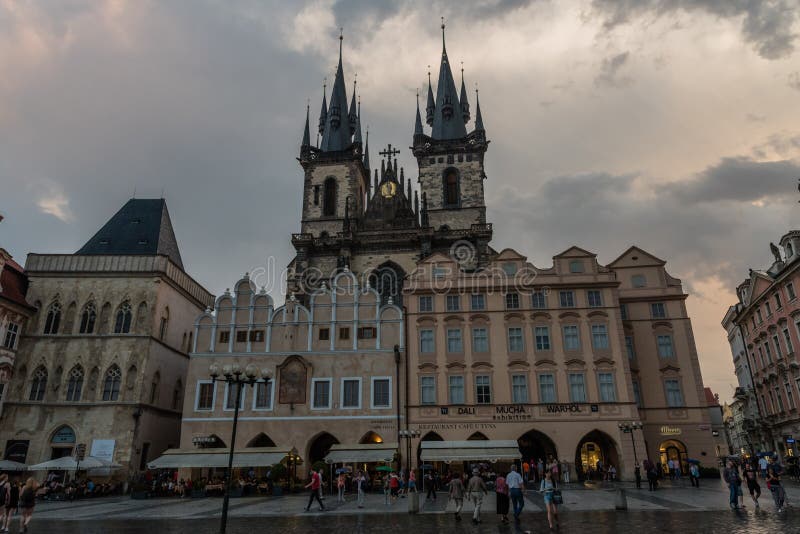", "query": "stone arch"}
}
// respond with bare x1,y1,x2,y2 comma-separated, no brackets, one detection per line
49,424,76,459
467,432,489,441
659,439,688,475
63,301,77,334
442,167,460,207
368,261,406,306
102,364,122,401
575,429,620,482
43,300,62,334
98,302,112,334
517,429,558,464
322,176,337,216
417,431,444,467
359,431,384,444
124,364,138,401
307,431,340,466
79,301,98,334
114,301,133,334
247,433,277,448
135,301,148,333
